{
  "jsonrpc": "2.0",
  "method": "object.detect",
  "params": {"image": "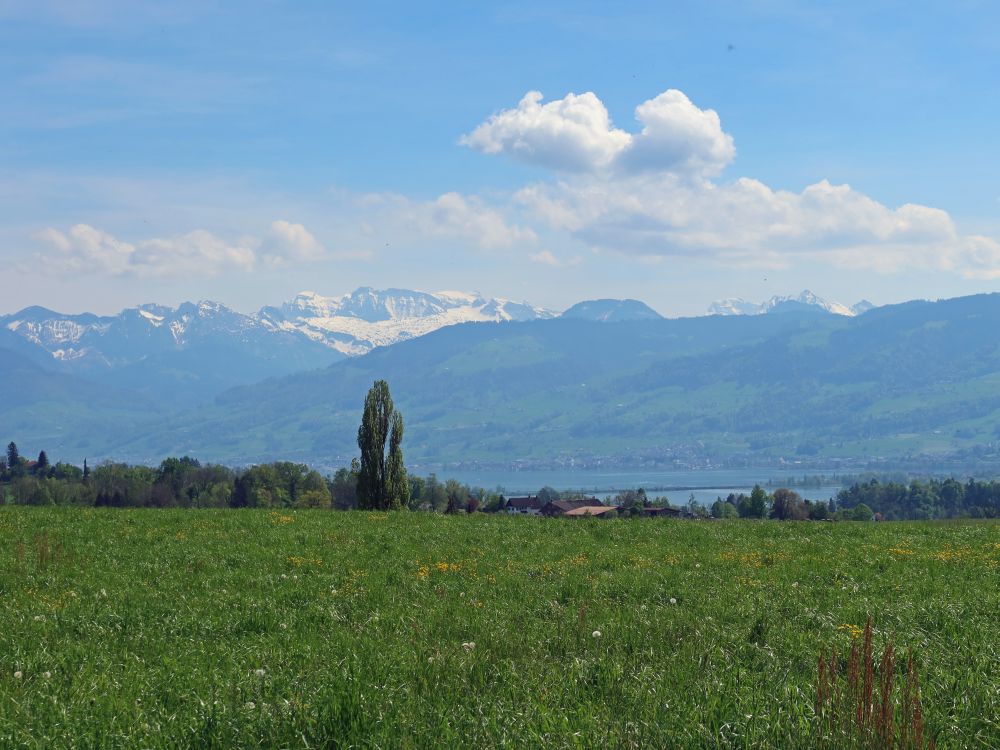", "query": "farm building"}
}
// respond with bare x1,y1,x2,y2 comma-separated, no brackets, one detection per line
540,498,604,516
505,496,544,514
